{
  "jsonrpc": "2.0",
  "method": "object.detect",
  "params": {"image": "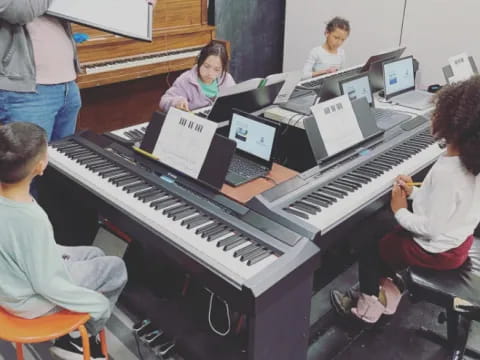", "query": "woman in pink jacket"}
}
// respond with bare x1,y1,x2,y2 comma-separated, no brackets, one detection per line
159,41,236,112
